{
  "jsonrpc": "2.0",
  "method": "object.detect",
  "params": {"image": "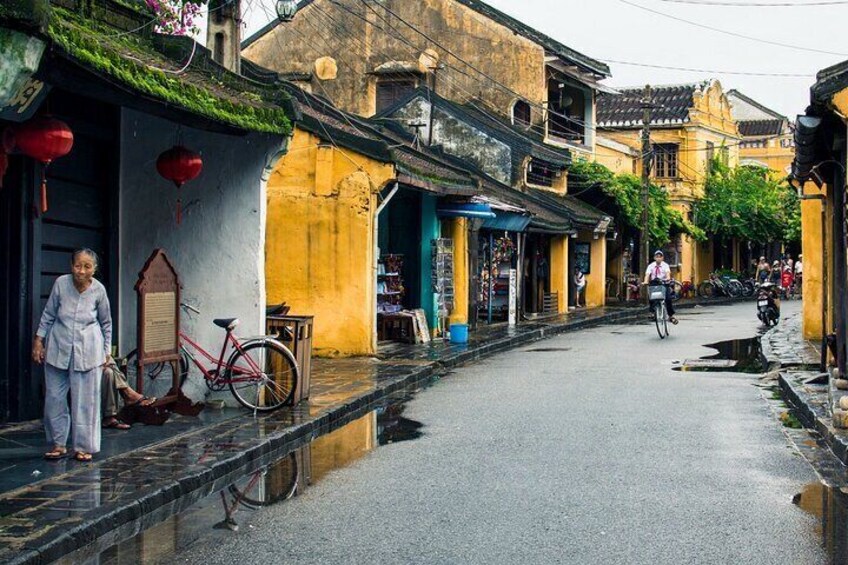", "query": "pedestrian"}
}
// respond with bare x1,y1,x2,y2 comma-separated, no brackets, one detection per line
769,260,782,286
574,267,586,308
781,262,794,300
794,254,803,297
755,256,771,284
32,249,112,462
